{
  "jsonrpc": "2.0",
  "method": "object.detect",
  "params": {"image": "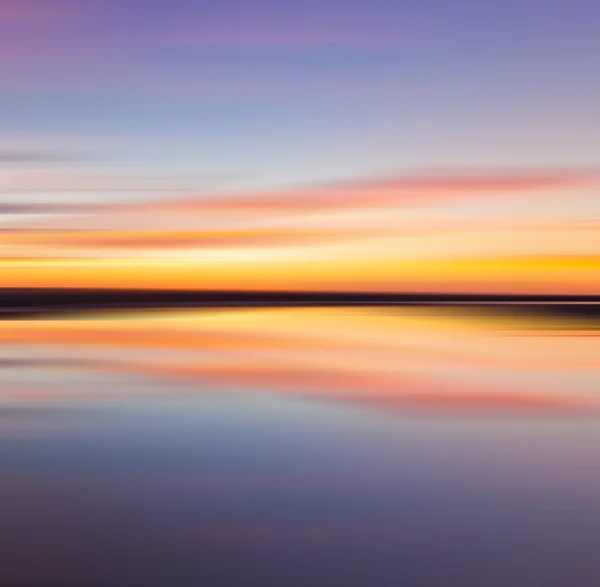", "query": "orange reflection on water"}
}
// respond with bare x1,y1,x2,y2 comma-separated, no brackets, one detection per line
2,307,598,413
